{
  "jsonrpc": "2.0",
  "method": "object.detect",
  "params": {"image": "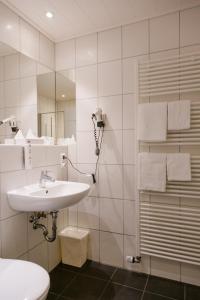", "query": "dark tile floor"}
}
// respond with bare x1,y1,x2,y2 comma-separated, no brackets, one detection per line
47,260,200,300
